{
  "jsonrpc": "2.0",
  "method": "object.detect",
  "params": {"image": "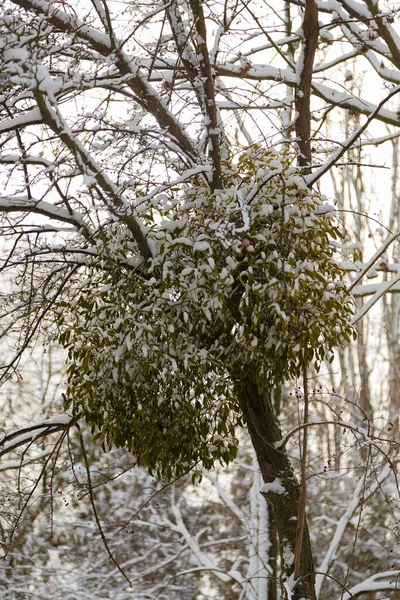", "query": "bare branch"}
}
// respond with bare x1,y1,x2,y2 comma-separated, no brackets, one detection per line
295,0,319,172
307,84,400,186
189,0,223,190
